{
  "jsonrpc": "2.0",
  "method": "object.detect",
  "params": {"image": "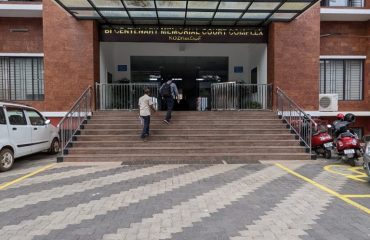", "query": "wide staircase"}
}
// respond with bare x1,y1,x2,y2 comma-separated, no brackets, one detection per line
61,111,312,164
